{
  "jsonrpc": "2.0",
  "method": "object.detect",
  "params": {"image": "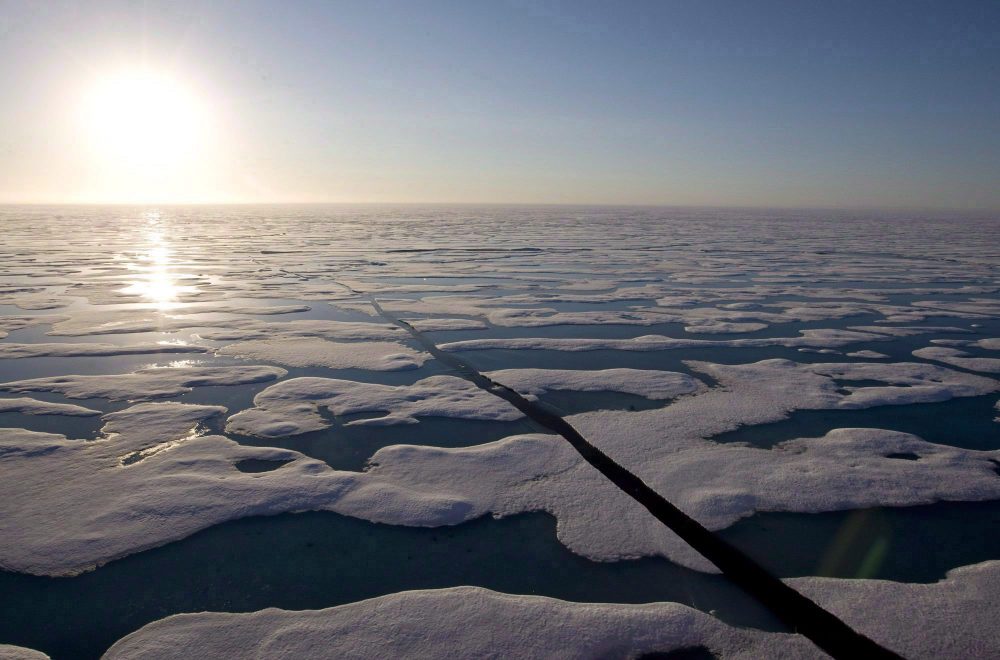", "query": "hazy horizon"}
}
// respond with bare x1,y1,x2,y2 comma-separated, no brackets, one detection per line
2,201,998,214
